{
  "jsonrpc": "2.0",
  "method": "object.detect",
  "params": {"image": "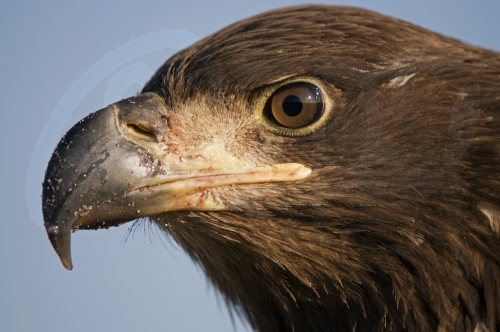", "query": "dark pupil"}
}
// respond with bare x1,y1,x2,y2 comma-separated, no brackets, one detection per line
282,95,302,116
